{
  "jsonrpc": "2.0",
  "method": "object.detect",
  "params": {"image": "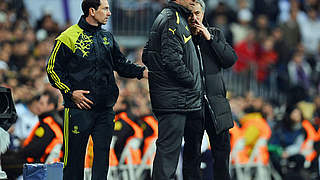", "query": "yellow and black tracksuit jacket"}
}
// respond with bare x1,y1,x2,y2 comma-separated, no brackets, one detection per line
46,15,145,109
